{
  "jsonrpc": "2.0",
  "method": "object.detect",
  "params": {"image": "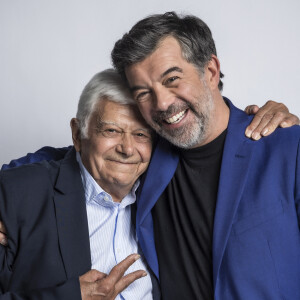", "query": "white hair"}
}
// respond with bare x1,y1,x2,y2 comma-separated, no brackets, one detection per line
76,68,135,138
